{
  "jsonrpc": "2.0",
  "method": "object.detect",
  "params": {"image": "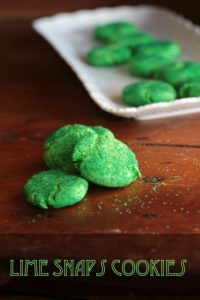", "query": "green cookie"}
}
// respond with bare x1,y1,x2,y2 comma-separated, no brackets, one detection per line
178,80,200,98
87,45,132,66
129,54,172,78
44,124,114,173
122,80,177,107
133,40,181,61
155,61,200,87
110,31,155,49
73,134,141,187
24,170,89,209
95,21,138,42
